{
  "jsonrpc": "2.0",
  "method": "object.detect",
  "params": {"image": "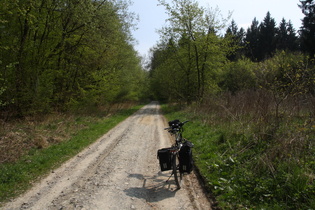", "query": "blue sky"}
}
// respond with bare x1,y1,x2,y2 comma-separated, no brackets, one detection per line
129,0,304,56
